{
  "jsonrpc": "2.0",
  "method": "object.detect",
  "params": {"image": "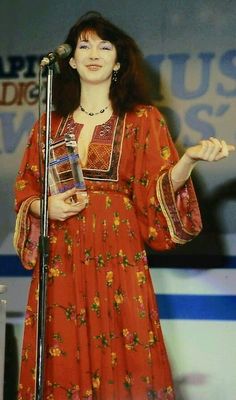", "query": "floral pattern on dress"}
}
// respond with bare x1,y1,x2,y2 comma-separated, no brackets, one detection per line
14,105,202,399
